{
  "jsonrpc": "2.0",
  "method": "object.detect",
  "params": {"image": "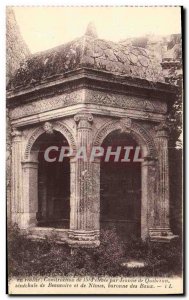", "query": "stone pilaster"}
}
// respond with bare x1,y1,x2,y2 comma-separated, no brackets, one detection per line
68,113,100,247
10,127,23,227
141,156,157,240
22,161,38,228
37,168,47,221
150,123,176,241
